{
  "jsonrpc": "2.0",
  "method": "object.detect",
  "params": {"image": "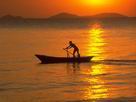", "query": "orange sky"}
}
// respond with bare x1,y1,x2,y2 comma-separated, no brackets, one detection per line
0,0,136,18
